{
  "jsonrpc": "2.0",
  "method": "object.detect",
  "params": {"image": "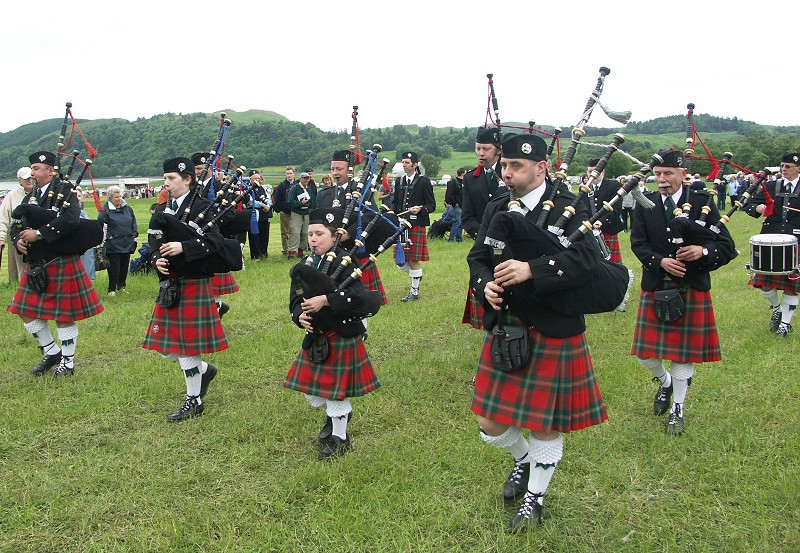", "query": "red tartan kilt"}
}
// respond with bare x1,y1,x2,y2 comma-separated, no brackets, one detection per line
461,287,485,329
8,255,103,322
396,225,429,262
356,256,388,305
749,272,800,294
143,278,228,355
284,332,381,400
211,272,239,296
471,328,607,433
631,287,721,363
603,232,622,263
